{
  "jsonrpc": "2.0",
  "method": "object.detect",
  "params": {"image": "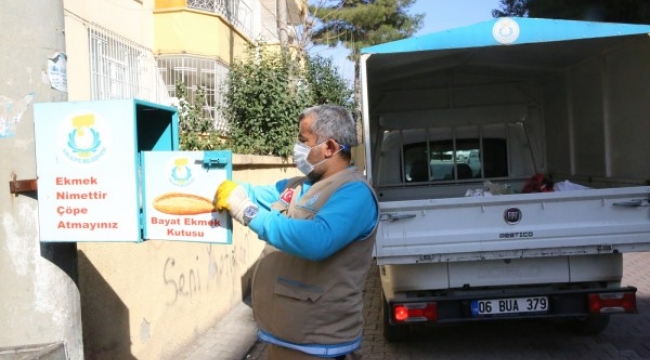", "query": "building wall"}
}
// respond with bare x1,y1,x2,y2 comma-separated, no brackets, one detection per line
49,1,306,358
64,0,153,41
153,9,250,65
78,155,300,359
260,0,280,42
259,0,307,44
0,1,84,359
63,17,93,101
63,0,163,102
